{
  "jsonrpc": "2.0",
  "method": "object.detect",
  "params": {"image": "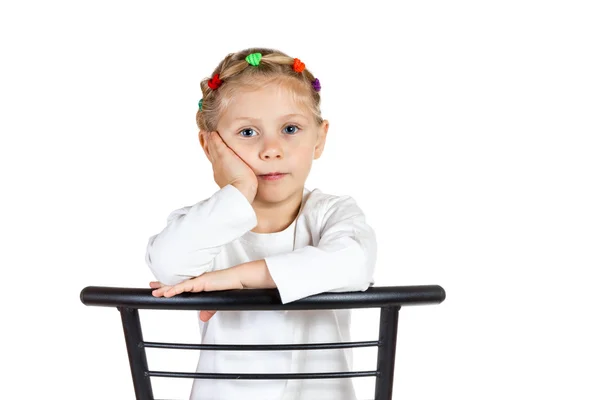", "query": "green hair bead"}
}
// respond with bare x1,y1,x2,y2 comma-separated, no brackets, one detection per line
198,99,203,111
245,52,262,66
